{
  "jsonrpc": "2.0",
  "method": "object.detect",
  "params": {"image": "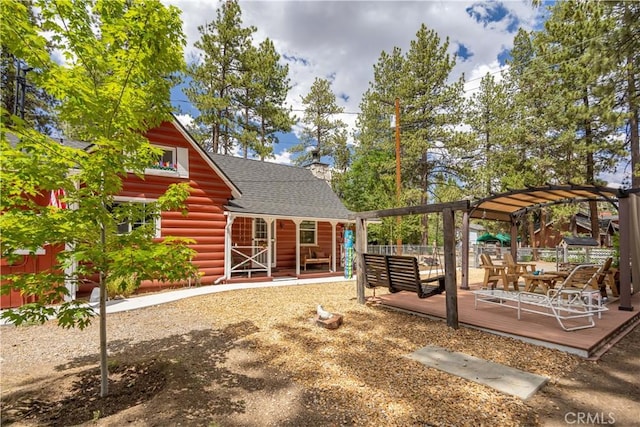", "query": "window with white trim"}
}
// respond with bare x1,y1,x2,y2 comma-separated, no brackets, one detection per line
110,201,161,238
300,220,317,245
145,144,189,178
150,147,177,171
